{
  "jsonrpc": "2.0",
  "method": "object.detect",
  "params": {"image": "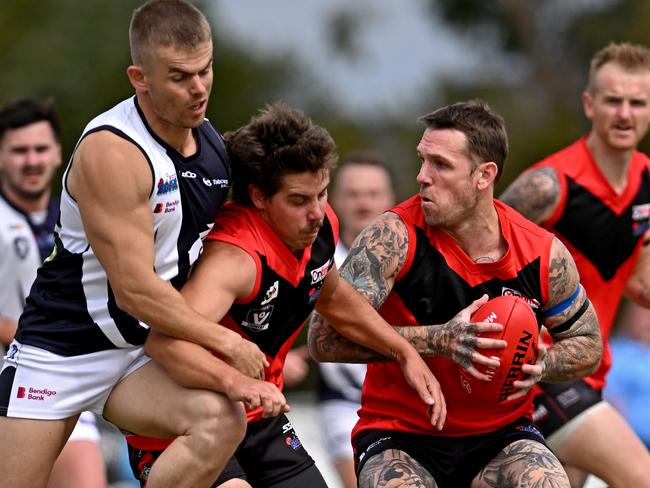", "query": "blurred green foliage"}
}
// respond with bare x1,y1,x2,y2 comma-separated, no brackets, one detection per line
429,0,650,193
